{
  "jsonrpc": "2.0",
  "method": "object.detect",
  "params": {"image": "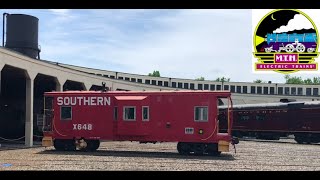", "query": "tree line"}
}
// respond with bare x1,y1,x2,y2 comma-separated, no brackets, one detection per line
148,70,320,84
